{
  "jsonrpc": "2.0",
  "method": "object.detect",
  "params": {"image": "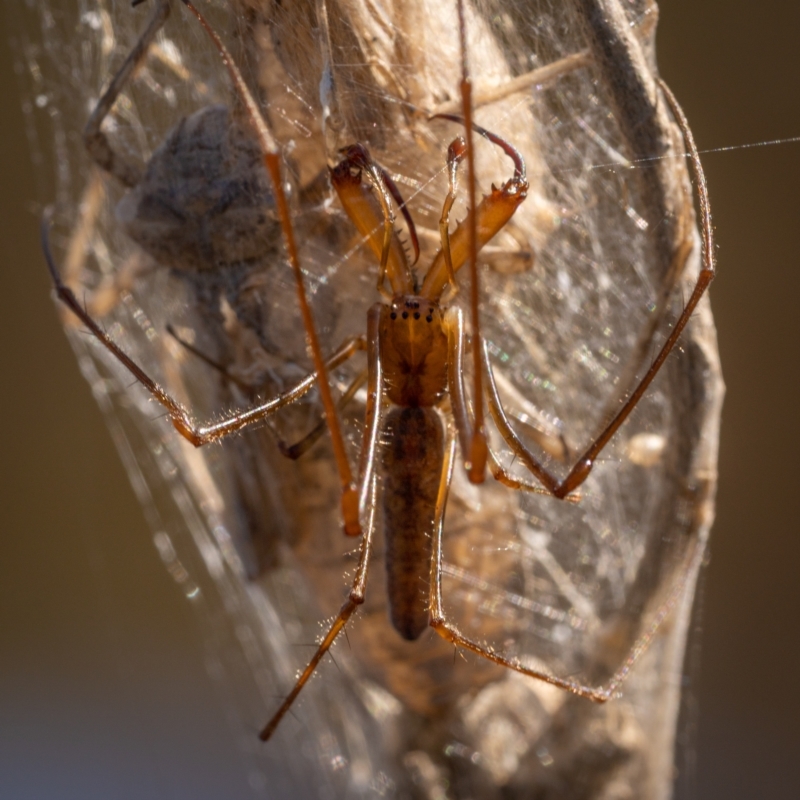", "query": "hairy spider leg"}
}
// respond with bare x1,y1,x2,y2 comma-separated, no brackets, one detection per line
259,307,385,741
42,212,366,444
165,323,369,460
479,77,716,500
429,78,717,686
